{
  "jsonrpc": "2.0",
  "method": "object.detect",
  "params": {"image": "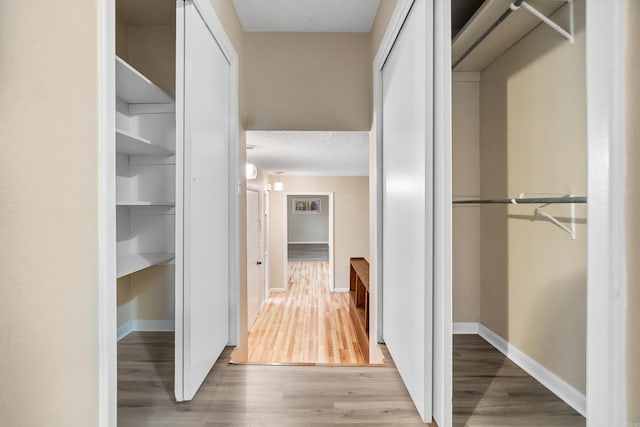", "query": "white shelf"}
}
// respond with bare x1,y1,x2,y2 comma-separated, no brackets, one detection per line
116,129,174,155
117,252,175,278
117,201,175,207
116,56,174,104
